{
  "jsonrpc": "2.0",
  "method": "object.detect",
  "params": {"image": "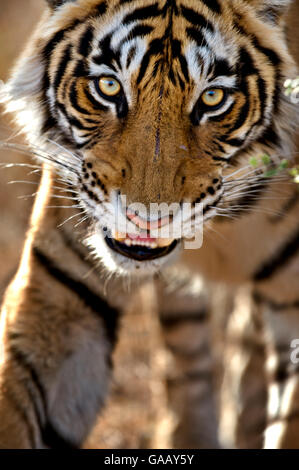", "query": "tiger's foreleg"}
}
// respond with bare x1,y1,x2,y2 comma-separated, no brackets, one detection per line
0,247,119,449
0,171,120,449
157,269,221,449
219,287,267,449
